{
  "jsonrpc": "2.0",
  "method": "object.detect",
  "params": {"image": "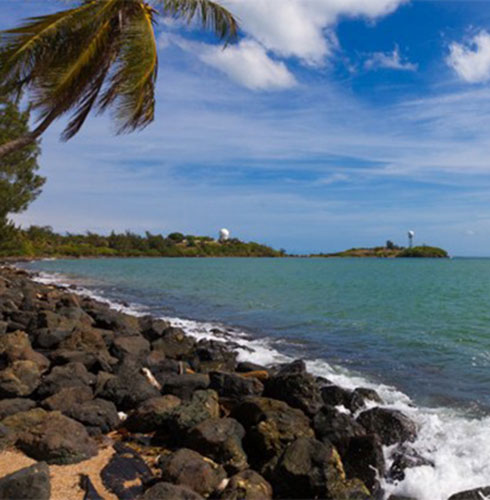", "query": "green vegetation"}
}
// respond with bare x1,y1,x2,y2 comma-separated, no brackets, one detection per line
313,244,449,259
0,0,238,159
0,226,285,258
